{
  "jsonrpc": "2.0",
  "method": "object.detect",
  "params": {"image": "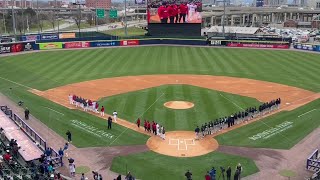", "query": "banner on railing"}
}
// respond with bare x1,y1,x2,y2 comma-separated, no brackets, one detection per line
90,41,119,47
120,40,139,46
64,42,90,49
21,35,41,41
39,42,63,50
227,43,289,49
59,33,76,39
41,34,59,40
0,42,34,54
